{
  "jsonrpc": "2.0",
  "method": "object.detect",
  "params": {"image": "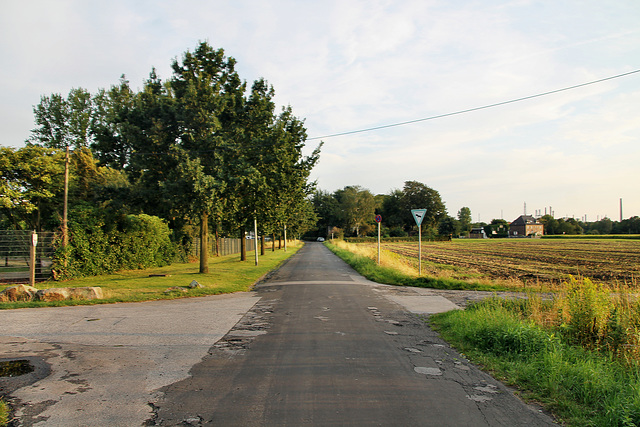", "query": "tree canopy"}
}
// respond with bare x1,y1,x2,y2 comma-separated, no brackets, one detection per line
11,41,322,271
